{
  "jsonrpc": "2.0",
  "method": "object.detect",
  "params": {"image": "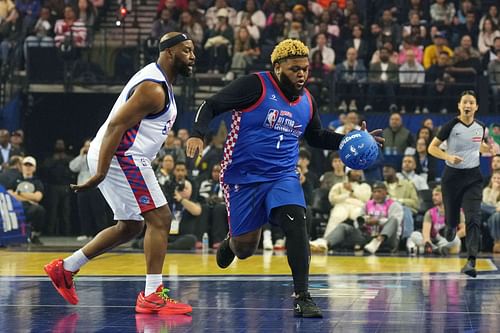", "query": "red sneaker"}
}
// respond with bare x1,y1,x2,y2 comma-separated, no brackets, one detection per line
44,259,79,305
135,285,192,315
